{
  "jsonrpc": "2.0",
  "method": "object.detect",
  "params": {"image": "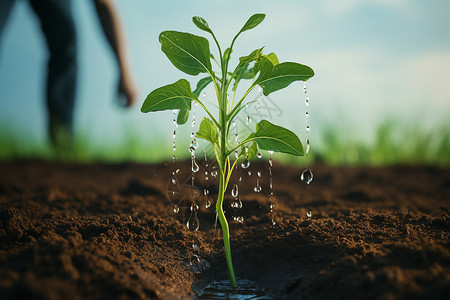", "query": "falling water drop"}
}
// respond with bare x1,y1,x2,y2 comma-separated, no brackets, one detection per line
232,120,236,127
202,91,206,98
205,200,211,208
173,205,179,214
257,171,262,177
306,125,310,133
257,152,263,159
186,216,199,232
241,158,250,169
248,171,252,176
190,202,199,212
211,170,218,178
305,96,310,106
191,118,196,127
254,179,262,193
305,111,309,118
301,168,314,184
306,138,310,154
231,184,239,198
191,132,195,139
171,177,176,184
269,157,273,167
235,133,239,142
203,189,209,196
191,156,200,173
307,209,312,219
303,82,307,93
239,176,242,182
246,115,251,125
235,151,239,159
173,130,176,140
